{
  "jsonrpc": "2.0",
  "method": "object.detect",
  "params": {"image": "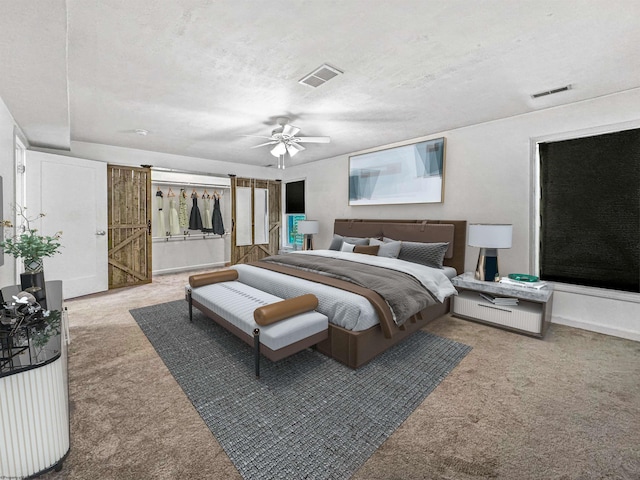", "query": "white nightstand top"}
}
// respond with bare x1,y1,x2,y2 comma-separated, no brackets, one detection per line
452,272,553,303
